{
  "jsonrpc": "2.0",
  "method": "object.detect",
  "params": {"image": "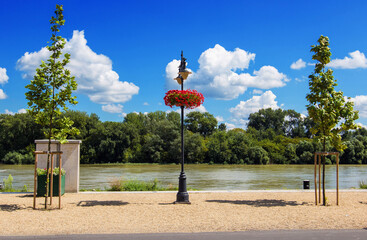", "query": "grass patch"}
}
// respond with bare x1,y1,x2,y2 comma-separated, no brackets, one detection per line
0,174,28,193
108,178,177,191
79,188,104,192
360,180,367,189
